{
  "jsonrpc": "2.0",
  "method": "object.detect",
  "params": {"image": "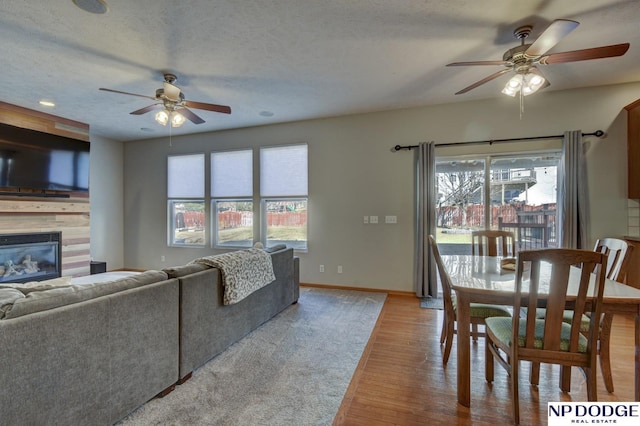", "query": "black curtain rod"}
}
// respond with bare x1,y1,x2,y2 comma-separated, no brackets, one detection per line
392,130,605,152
